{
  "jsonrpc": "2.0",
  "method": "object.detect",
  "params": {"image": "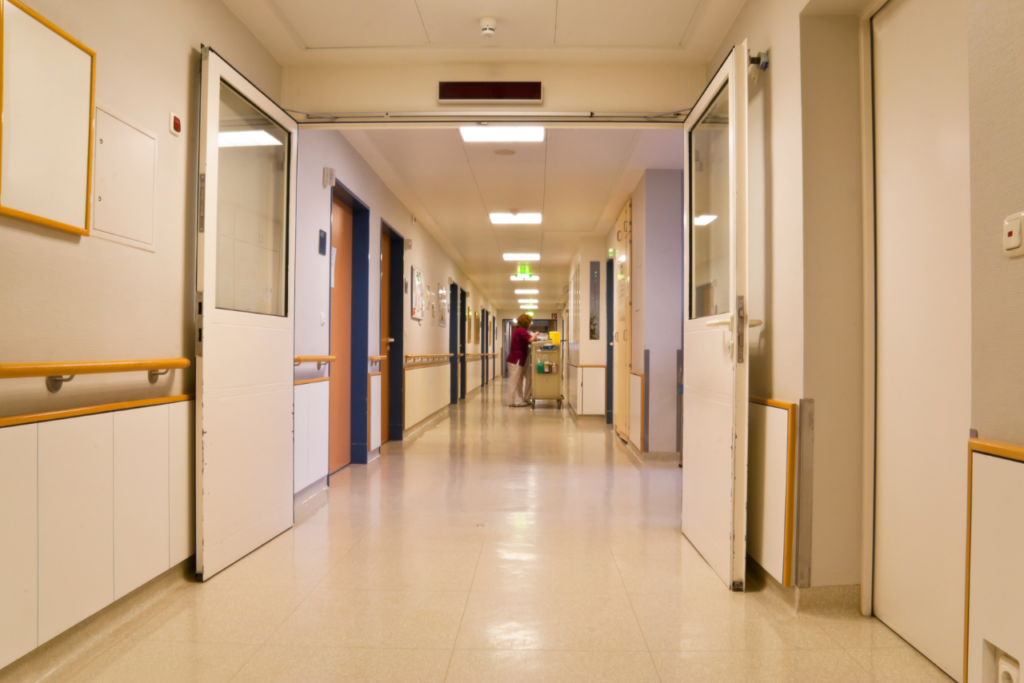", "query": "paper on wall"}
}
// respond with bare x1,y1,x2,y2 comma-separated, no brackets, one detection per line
330,247,337,288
